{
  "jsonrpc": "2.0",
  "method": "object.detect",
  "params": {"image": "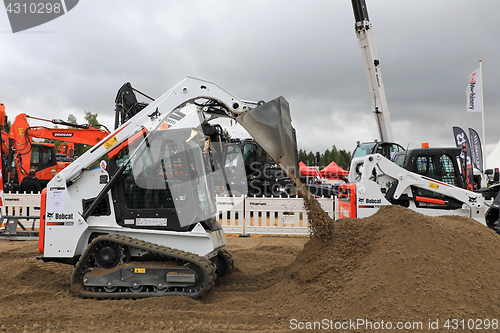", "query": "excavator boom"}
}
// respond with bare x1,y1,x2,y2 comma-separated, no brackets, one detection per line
25,126,109,146
3,112,110,190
